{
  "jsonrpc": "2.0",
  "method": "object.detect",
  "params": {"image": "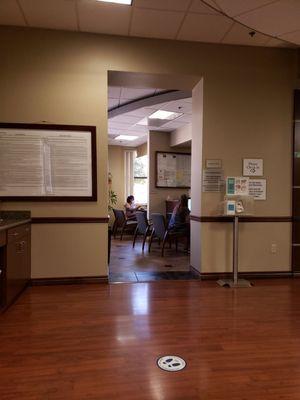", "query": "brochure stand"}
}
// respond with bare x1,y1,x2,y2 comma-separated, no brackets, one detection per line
217,215,252,288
